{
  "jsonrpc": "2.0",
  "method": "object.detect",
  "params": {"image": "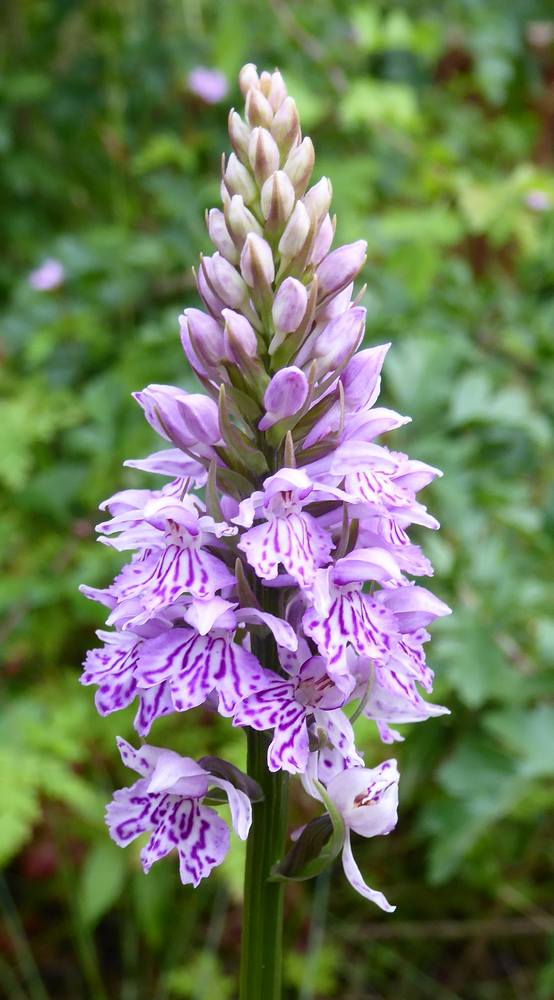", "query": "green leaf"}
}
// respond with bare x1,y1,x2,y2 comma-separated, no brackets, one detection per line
80,841,127,926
